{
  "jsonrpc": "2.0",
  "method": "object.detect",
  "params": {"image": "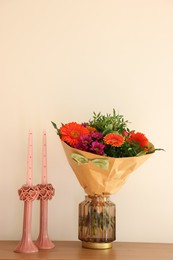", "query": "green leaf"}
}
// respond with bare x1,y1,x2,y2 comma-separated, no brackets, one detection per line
51,121,58,130
102,125,113,135
136,151,147,156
